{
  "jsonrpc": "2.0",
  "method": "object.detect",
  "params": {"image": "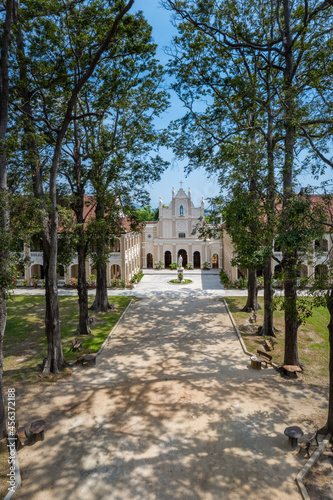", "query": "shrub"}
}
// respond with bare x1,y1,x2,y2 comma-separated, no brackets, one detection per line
68,277,78,288
202,261,211,269
121,279,126,288
137,270,144,282
170,262,178,270
154,261,164,269
239,277,248,289
186,262,193,269
219,269,229,285
87,274,97,288
30,275,39,287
